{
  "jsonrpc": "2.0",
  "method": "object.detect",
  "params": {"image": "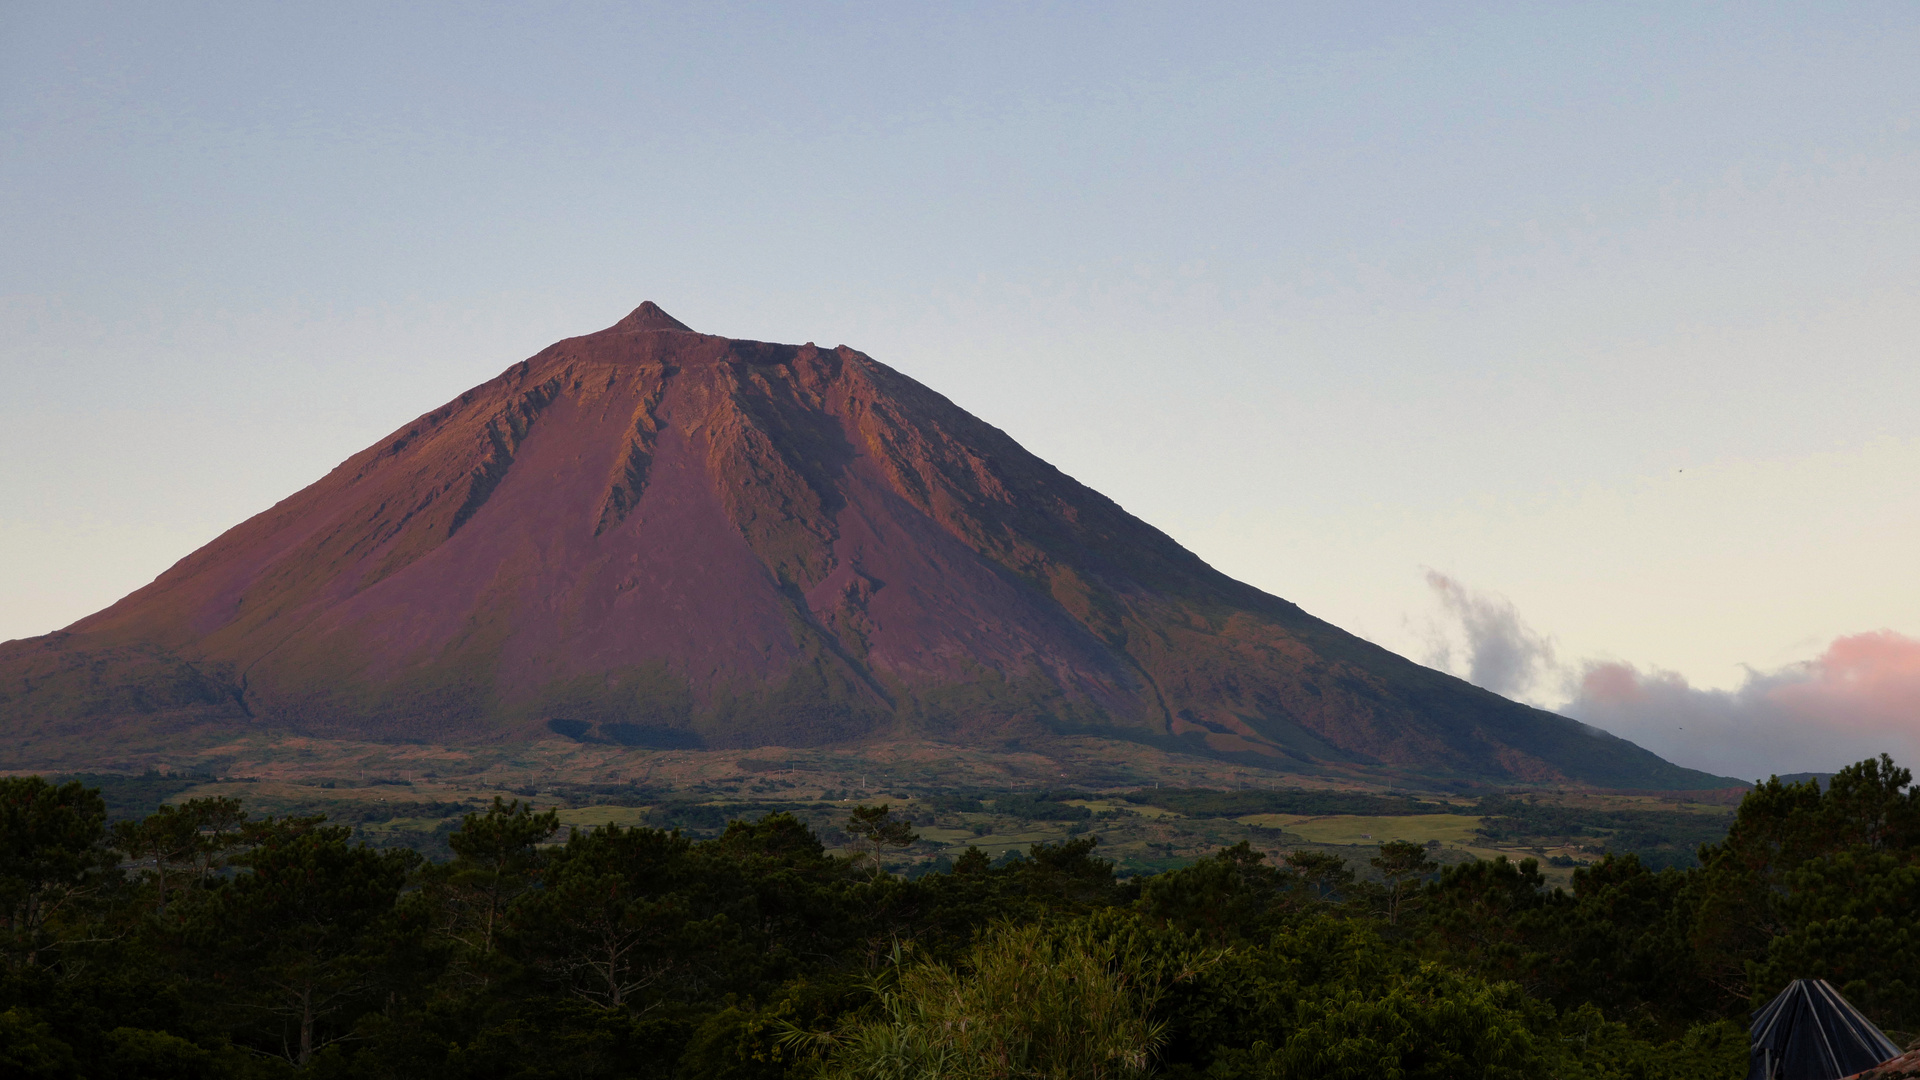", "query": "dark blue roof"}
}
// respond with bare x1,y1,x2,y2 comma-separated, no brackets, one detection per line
1749,979,1901,1080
